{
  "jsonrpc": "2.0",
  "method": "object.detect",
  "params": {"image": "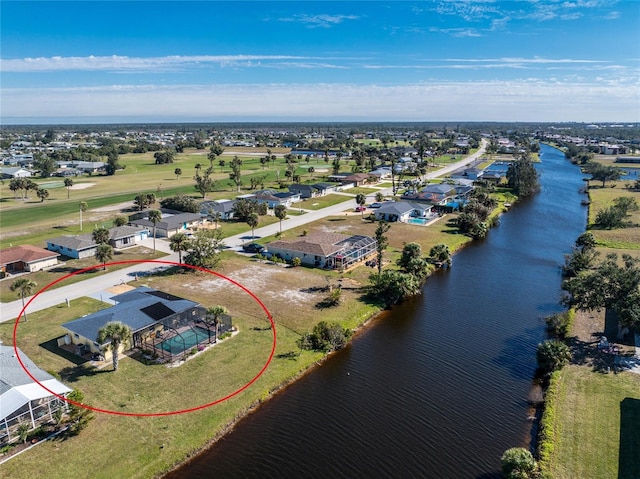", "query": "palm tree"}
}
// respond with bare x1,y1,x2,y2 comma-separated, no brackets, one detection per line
113,215,127,227
274,204,287,233
207,305,228,339
64,178,73,199
429,244,452,268
169,232,189,264
95,244,113,270
37,188,49,202
10,278,37,322
246,212,259,240
355,193,366,218
79,201,88,231
174,167,182,180
375,191,385,203
148,209,162,253
92,226,110,245
96,321,132,371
